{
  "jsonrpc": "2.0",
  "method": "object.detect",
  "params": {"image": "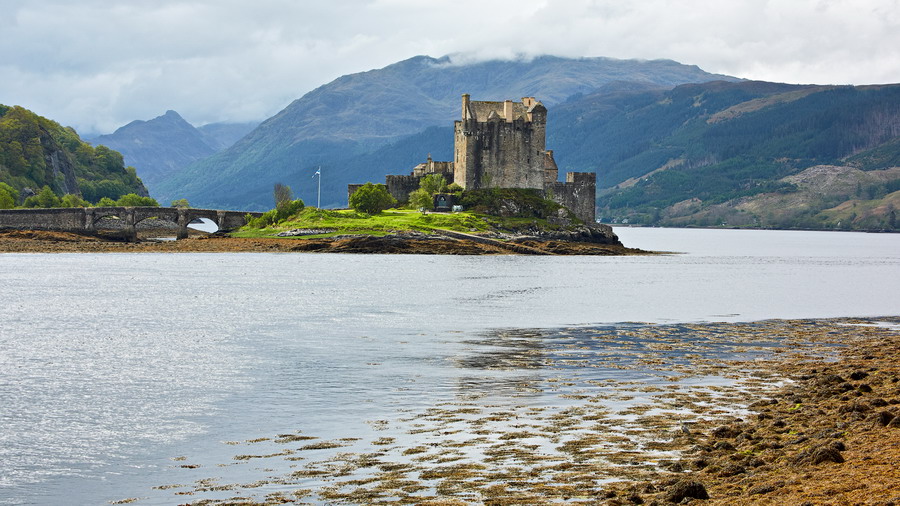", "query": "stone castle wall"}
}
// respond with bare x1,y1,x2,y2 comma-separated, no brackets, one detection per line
547,172,596,223
385,175,420,203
